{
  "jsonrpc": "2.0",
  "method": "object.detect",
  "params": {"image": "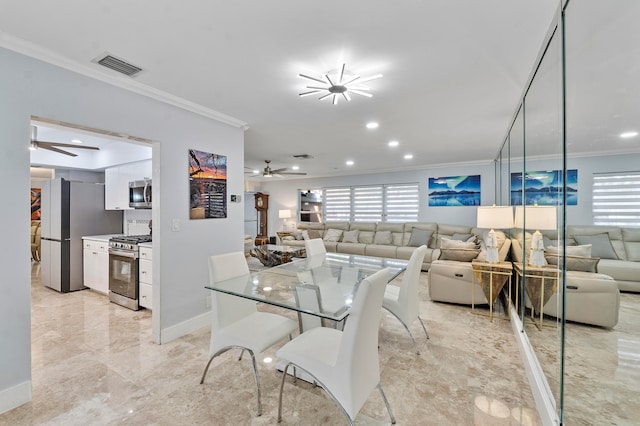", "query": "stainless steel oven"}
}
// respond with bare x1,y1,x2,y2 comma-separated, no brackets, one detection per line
108,235,151,310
